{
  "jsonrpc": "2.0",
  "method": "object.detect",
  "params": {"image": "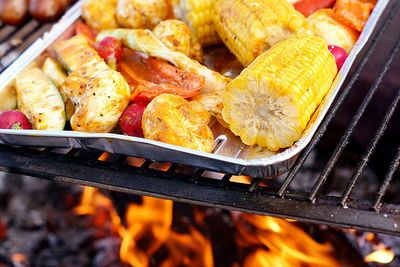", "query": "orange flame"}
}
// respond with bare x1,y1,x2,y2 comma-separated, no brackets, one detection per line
237,214,341,267
365,248,395,264
75,184,342,267
161,227,214,267
75,182,213,267
120,197,173,267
